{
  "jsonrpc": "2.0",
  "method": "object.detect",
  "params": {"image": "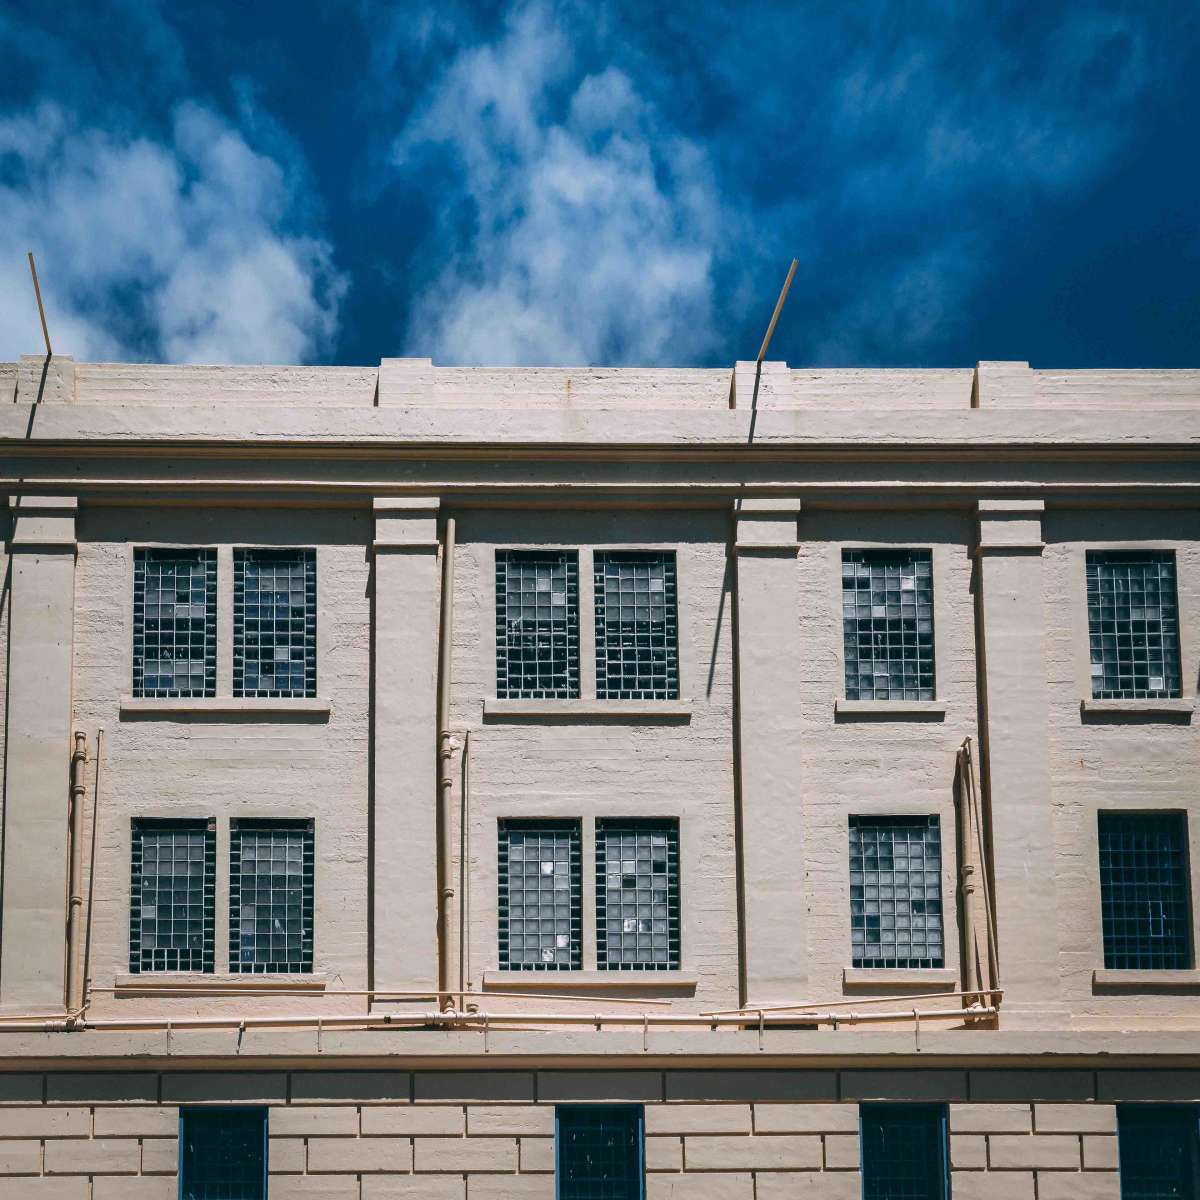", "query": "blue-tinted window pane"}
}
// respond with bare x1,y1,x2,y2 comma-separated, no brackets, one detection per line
230,820,314,974
1099,812,1193,970
557,1106,643,1200
498,821,582,970
596,820,680,970
180,1107,266,1199
1118,1106,1200,1199
594,551,679,700
133,548,216,698
234,548,317,698
496,550,580,699
861,1105,948,1200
